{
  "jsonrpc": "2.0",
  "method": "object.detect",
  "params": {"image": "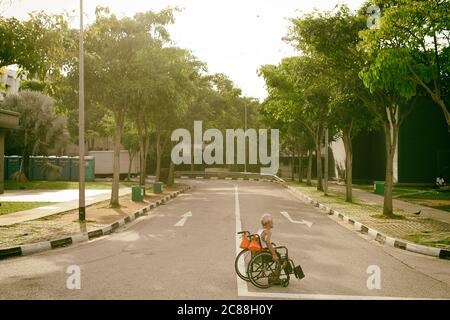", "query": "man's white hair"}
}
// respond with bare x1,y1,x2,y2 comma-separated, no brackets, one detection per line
261,214,273,227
